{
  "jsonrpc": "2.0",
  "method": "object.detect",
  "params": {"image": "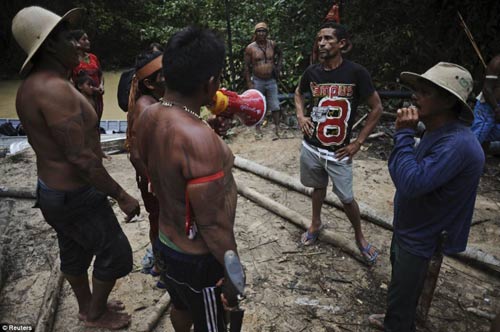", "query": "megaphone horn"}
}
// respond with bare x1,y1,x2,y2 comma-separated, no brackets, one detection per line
209,89,266,126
